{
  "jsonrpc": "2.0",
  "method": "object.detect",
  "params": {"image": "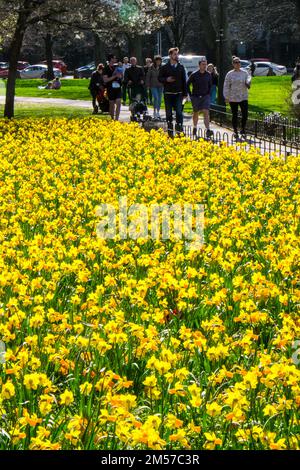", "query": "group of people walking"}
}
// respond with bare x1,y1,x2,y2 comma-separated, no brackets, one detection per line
88,54,164,121
89,48,252,139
